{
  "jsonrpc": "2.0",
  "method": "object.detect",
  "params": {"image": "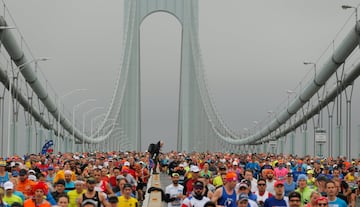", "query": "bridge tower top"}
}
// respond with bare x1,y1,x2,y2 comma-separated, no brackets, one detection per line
124,0,198,31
